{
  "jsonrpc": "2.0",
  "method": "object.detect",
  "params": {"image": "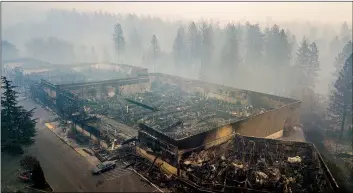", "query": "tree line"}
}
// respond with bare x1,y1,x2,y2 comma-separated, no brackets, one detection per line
112,20,352,146
111,21,349,92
